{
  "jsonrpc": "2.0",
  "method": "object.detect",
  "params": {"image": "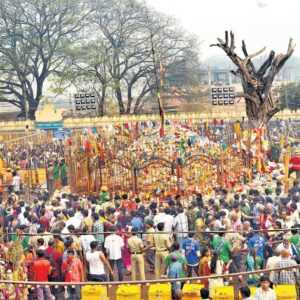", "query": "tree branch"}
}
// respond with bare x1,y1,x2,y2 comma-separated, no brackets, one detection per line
241,40,256,74
211,31,254,84
263,38,296,96
235,92,259,106
257,50,275,78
